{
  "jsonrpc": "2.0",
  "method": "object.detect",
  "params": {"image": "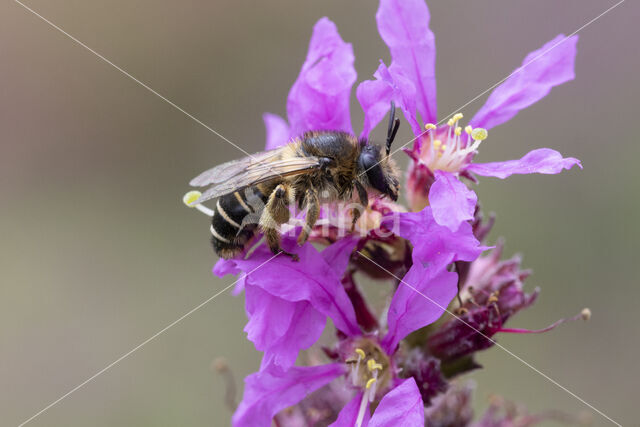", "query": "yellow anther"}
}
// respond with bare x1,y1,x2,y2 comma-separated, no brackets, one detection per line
581,308,592,321
452,112,464,122
465,125,473,134
454,127,462,136
446,118,454,127
365,378,377,389
366,359,383,372
183,191,202,207
471,128,488,141
433,139,442,148
424,123,437,131
441,145,447,151
355,348,366,359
